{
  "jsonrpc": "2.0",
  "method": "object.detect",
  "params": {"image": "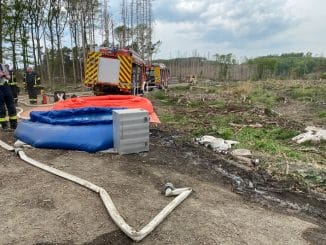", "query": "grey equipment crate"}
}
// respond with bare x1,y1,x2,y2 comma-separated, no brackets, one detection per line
113,109,149,154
